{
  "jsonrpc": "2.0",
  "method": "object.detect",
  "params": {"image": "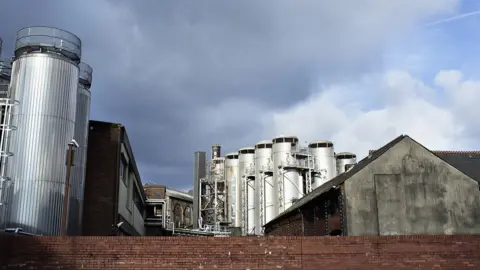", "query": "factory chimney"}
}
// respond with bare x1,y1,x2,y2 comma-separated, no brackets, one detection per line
212,144,221,159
